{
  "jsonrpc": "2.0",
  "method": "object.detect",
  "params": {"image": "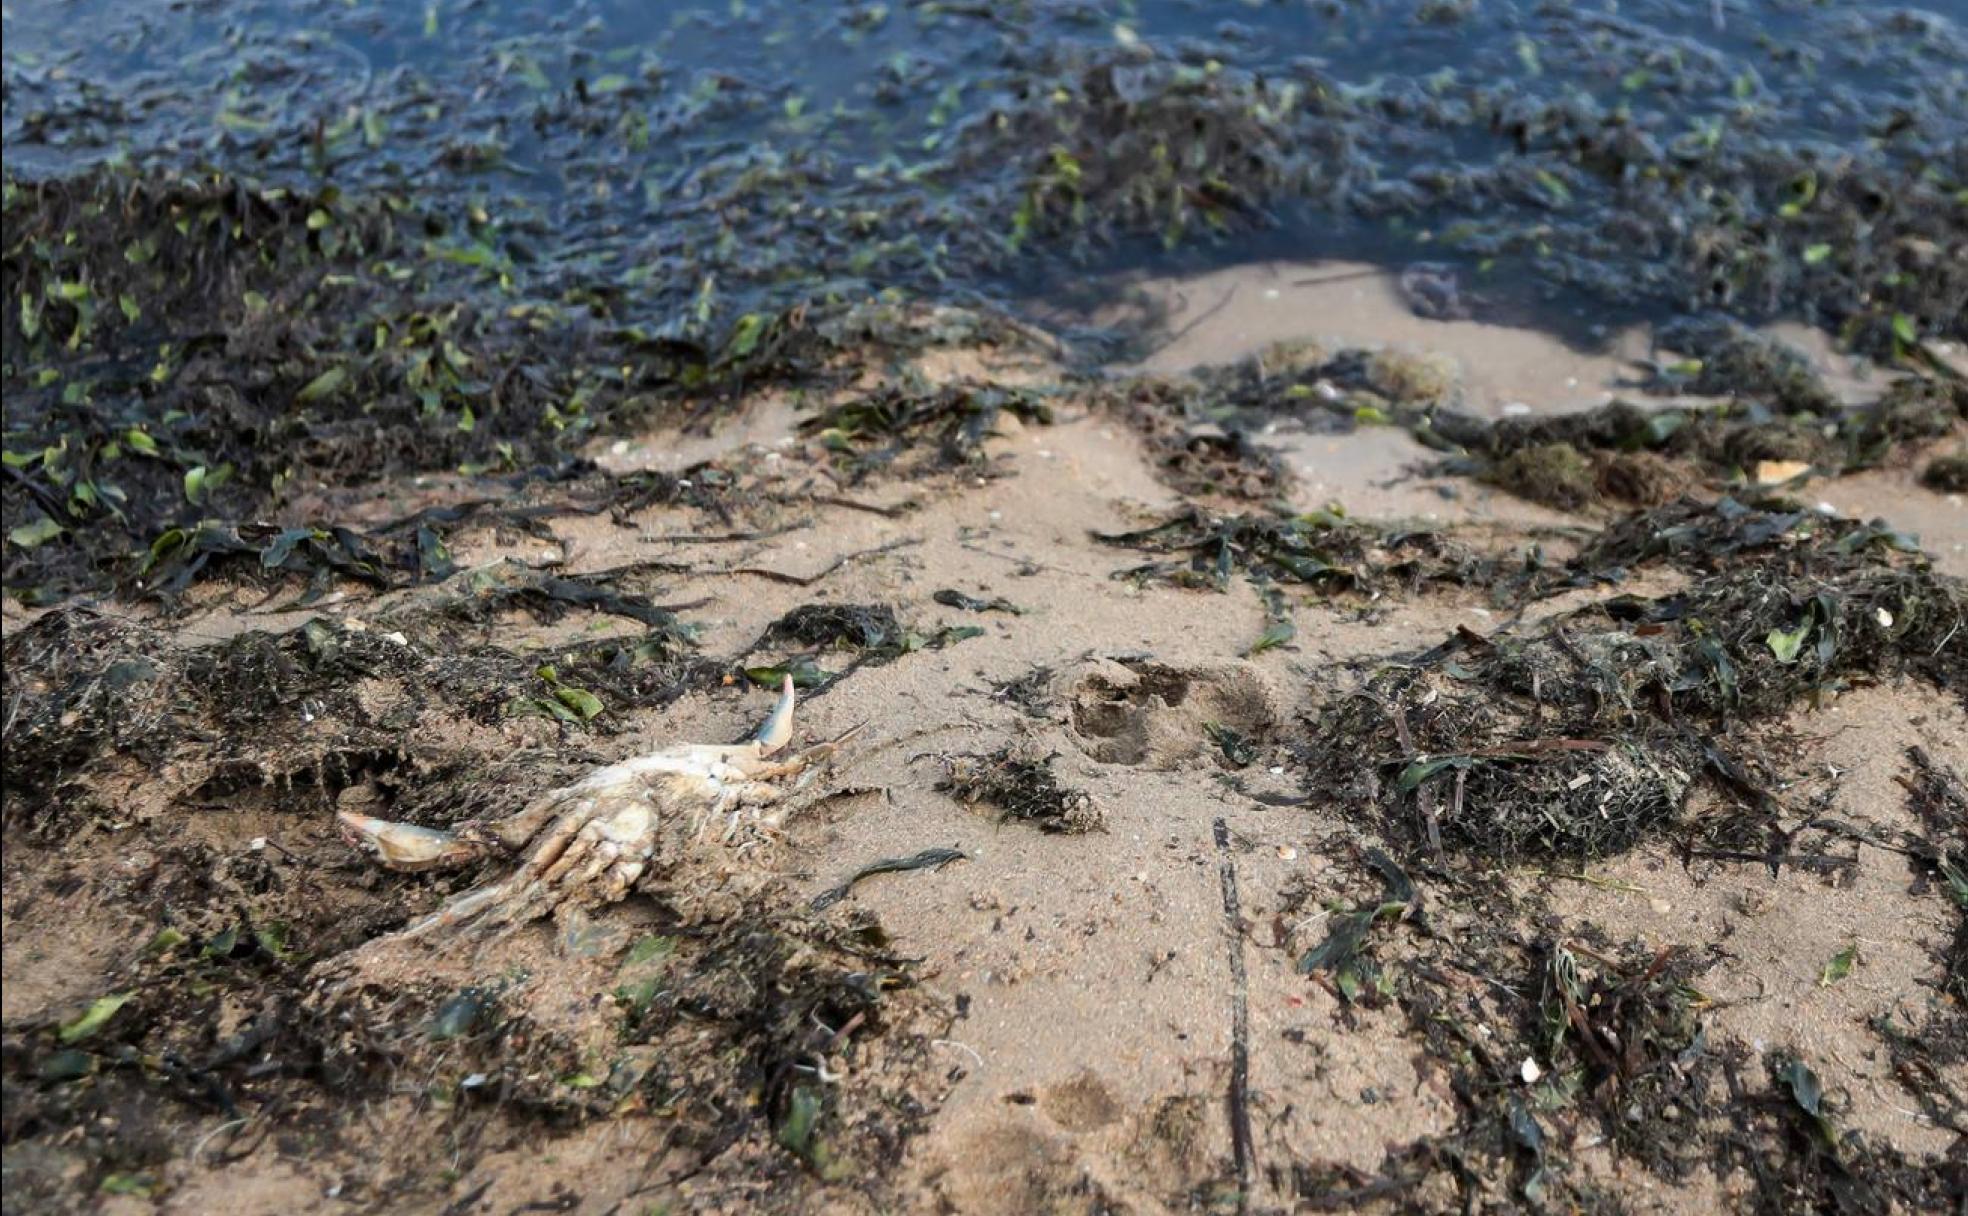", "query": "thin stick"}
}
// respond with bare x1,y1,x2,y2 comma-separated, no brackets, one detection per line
1146,284,1238,359
726,538,916,586
1288,267,1385,288
1213,817,1256,1214
808,493,917,519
